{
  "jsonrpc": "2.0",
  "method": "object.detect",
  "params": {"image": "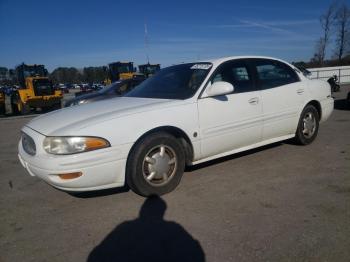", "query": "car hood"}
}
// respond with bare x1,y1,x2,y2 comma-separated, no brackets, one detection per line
65,92,110,106
26,97,179,135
